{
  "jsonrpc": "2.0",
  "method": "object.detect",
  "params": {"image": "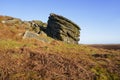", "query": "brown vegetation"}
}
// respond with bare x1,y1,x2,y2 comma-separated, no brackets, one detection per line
89,44,120,50
0,15,120,80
